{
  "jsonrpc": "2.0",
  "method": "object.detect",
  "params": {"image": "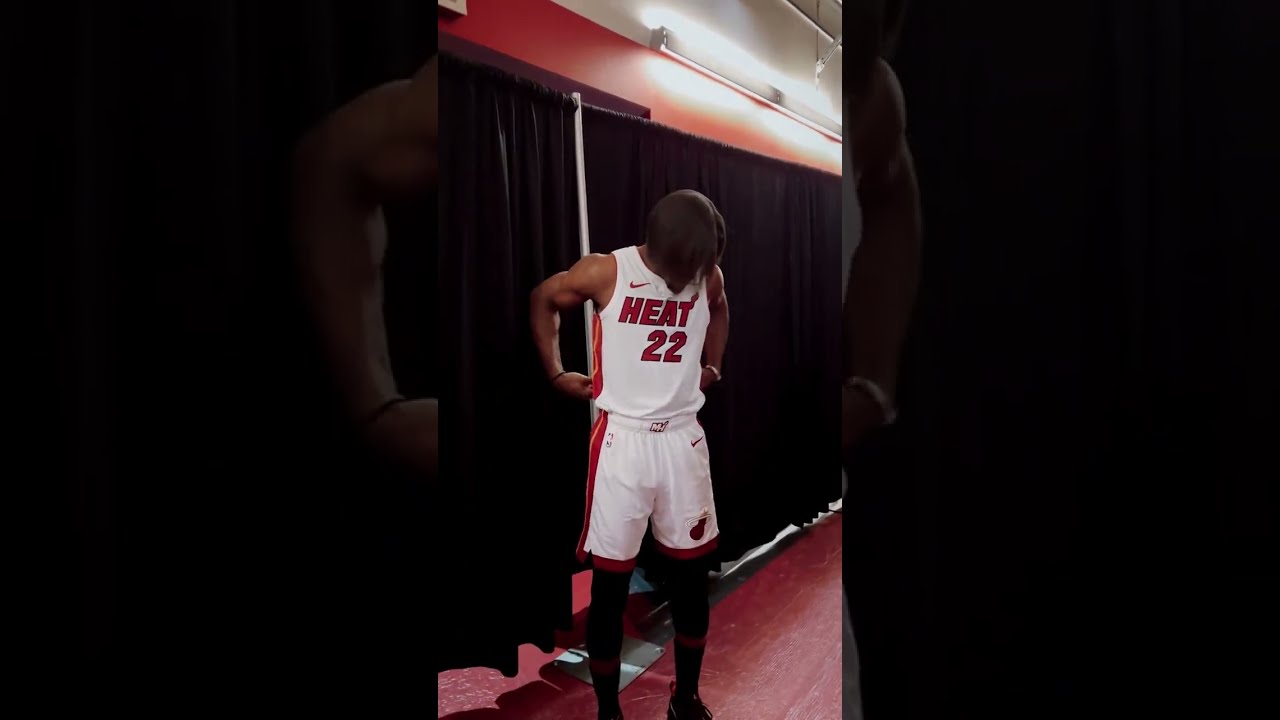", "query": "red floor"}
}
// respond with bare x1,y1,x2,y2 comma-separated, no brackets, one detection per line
437,513,843,719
